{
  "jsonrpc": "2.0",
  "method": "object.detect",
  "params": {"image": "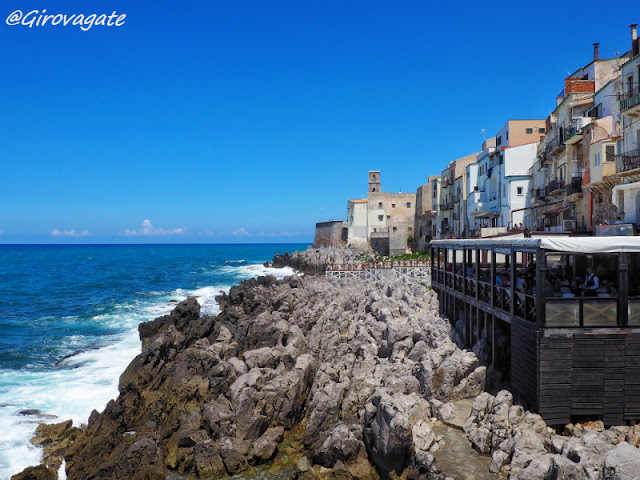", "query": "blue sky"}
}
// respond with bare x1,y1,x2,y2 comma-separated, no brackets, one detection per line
1,0,638,243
